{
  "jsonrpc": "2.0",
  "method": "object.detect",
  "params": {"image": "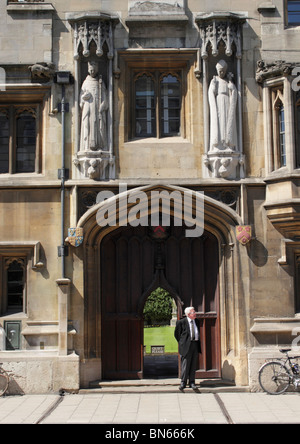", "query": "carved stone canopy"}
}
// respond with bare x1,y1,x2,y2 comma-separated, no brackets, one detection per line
67,12,119,60
195,12,247,59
